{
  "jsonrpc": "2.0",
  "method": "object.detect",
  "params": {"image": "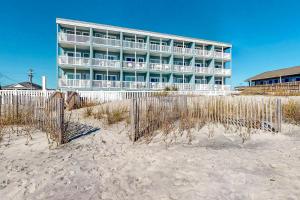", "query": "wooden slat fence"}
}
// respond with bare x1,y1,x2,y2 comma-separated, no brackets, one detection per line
130,96,282,141
0,93,65,144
